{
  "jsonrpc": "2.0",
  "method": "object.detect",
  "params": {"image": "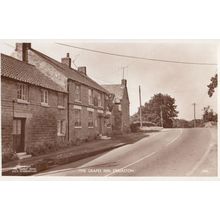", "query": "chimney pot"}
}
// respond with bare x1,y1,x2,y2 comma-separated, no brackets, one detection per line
78,66,87,76
121,79,127,87
15,43,31,62
61,53,71,68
